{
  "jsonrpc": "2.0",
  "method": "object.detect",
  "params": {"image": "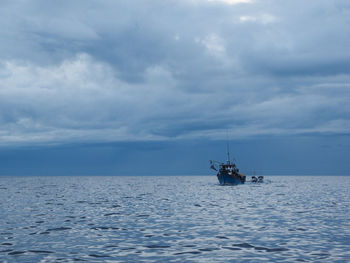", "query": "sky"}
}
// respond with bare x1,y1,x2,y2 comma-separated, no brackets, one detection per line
0,0,350,175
